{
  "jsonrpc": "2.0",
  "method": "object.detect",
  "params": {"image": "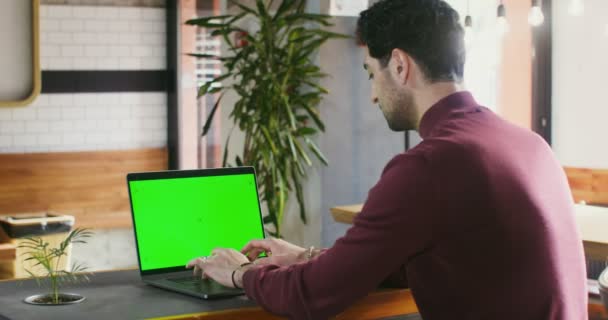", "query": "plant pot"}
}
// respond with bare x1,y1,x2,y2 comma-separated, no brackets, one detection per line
23,293,85,305
599,267,608,313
